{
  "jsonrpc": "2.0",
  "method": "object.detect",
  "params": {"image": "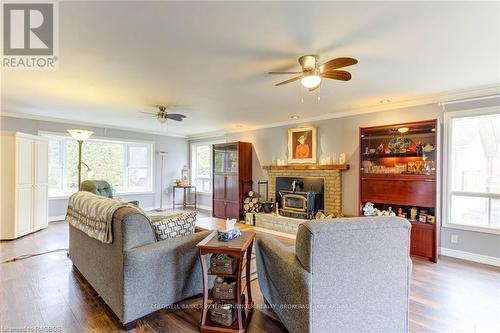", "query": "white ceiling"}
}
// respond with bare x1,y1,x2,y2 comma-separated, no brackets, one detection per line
2,1,499,137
